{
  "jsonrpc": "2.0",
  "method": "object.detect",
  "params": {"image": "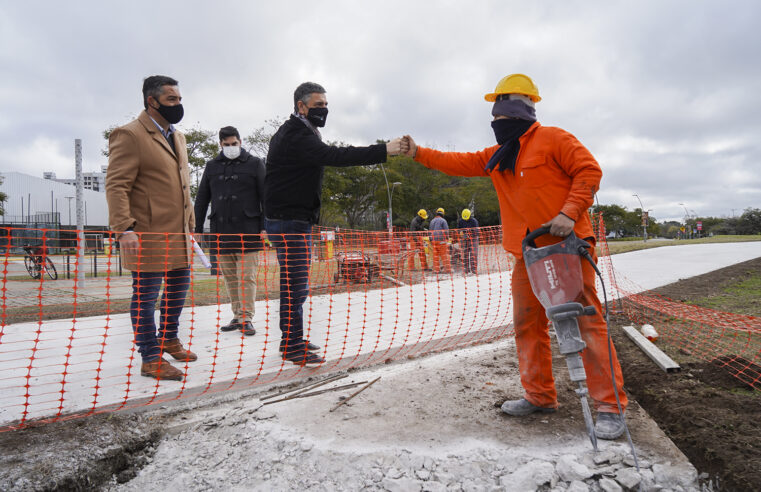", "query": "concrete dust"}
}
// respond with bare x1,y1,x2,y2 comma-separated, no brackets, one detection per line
104,341,700,491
